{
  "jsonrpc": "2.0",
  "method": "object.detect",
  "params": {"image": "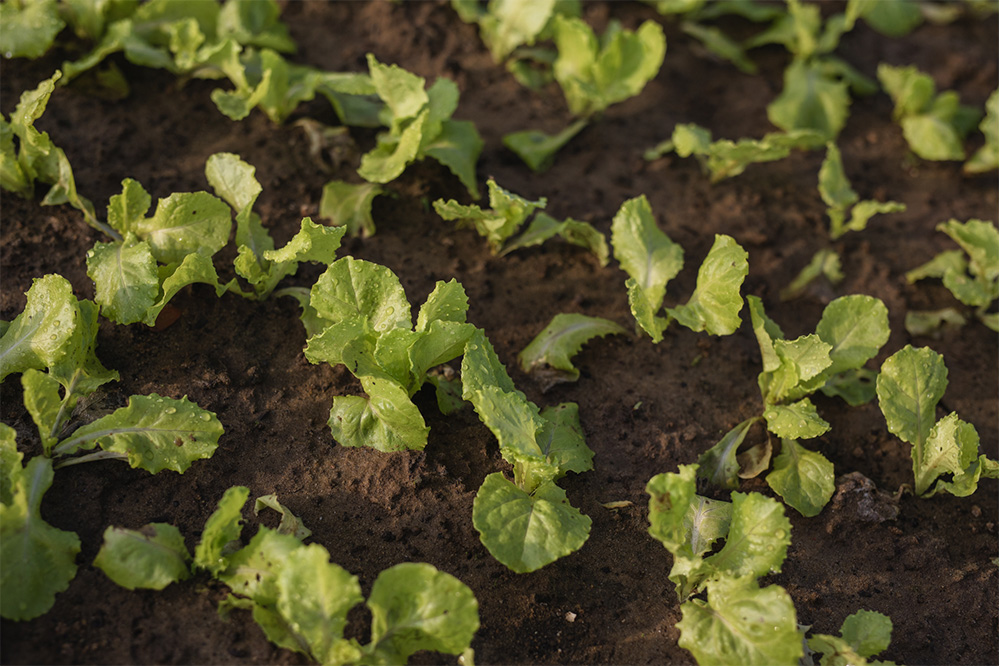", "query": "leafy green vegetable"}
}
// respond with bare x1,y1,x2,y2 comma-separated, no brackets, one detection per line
318,180,385,238
452,0,571,63
818,142,906,240
502,119,588,172
551,15,666,118
94,485,480,664
905,219,999,333
462,330,594,571
876,345,998,497
1,73,99,228
359,54,483,198
808,609,896,666
964,89,998,174
878,63,982,160
0,0,65,59
303,260,475,452
848,0,923,37
610,195,749,342
518,313,625,388
435,178,608,262
698,294,890,515
644,123,825,182
0,434,80,621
